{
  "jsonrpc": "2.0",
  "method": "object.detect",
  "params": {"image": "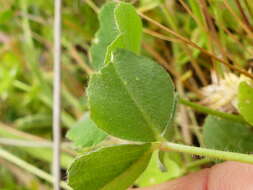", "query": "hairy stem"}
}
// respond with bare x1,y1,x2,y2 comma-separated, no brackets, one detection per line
186,158,212,170
179,98,246,124
160,142,253,164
